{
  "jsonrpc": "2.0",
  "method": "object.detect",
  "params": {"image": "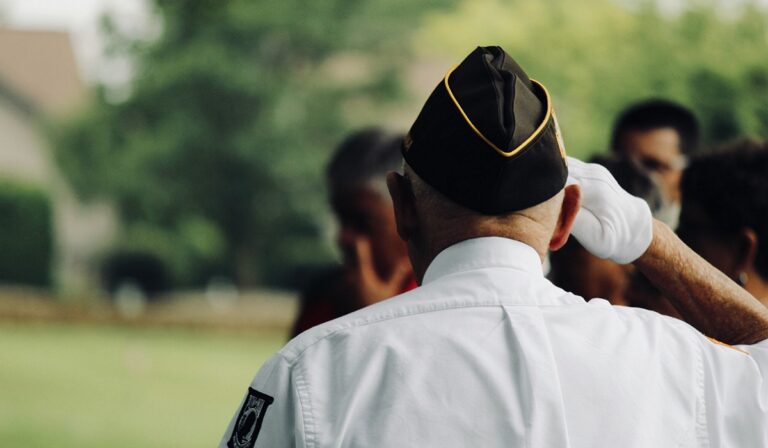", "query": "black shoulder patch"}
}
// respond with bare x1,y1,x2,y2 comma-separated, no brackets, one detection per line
227,388,274,448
